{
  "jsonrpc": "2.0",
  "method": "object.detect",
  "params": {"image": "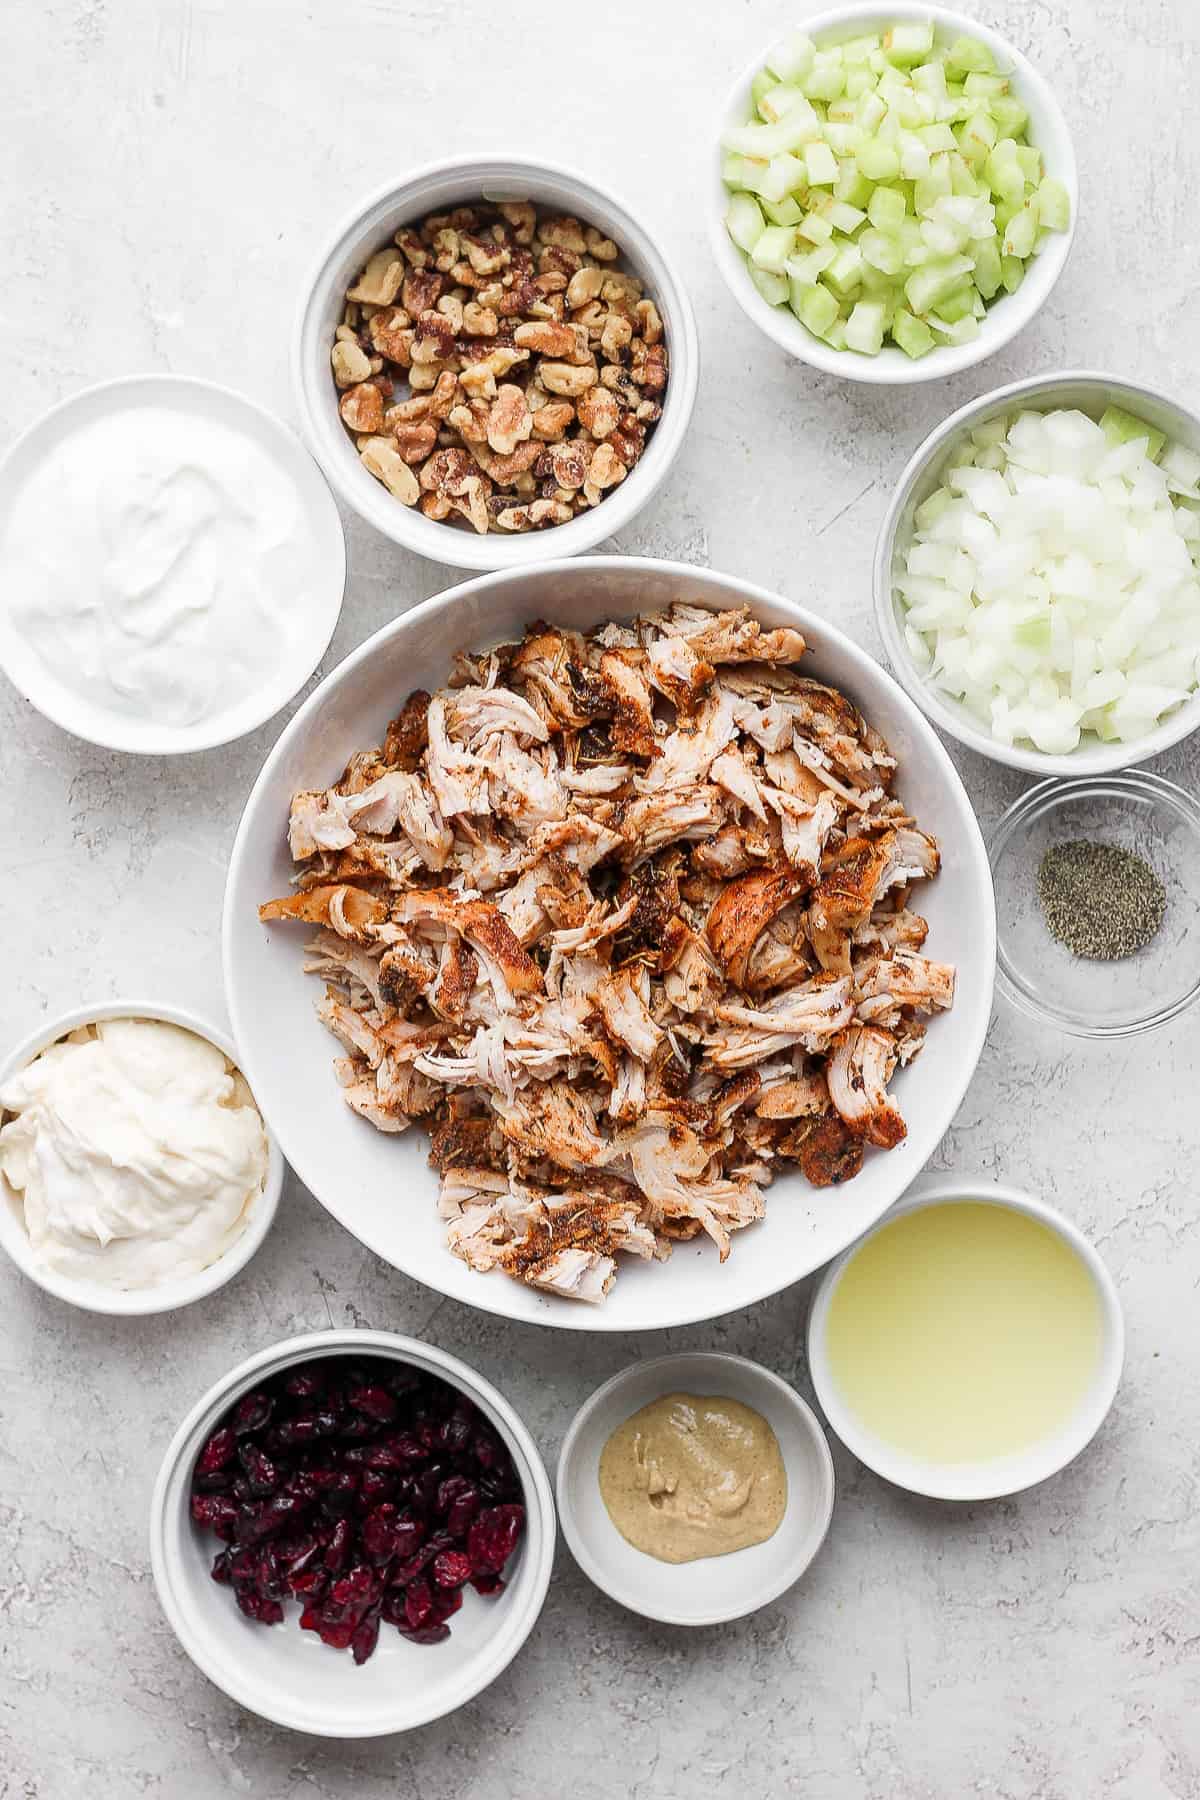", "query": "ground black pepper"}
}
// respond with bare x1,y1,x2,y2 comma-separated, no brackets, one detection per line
1037,839,1166,961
